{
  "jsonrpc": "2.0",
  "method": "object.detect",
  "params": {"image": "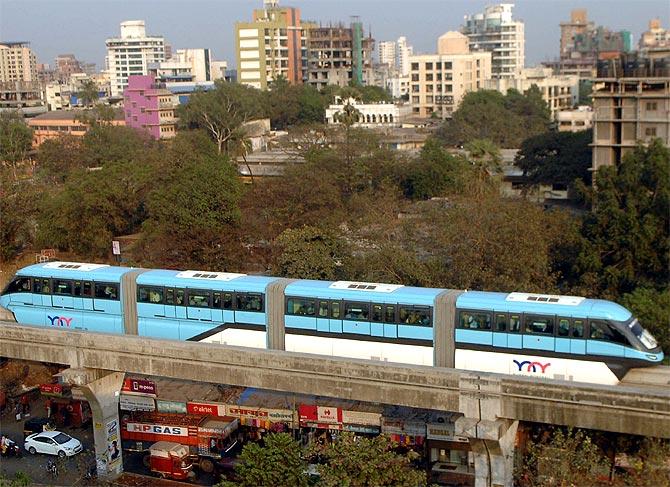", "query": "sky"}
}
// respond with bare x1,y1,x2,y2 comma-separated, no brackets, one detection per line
1,0,668,70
